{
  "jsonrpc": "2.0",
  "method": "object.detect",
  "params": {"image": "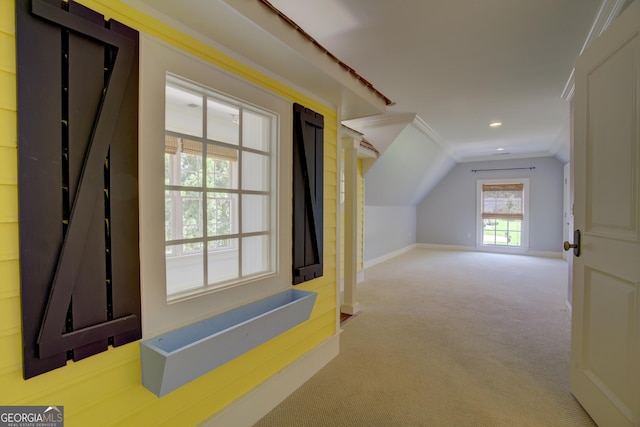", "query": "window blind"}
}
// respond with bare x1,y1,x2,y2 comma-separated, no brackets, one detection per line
165,136,179,154
165,135,238,161
482,183,524,220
